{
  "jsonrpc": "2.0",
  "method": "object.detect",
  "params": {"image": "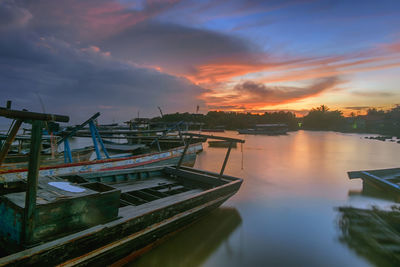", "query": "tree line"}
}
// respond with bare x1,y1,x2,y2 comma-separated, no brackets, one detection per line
150,105,400,137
